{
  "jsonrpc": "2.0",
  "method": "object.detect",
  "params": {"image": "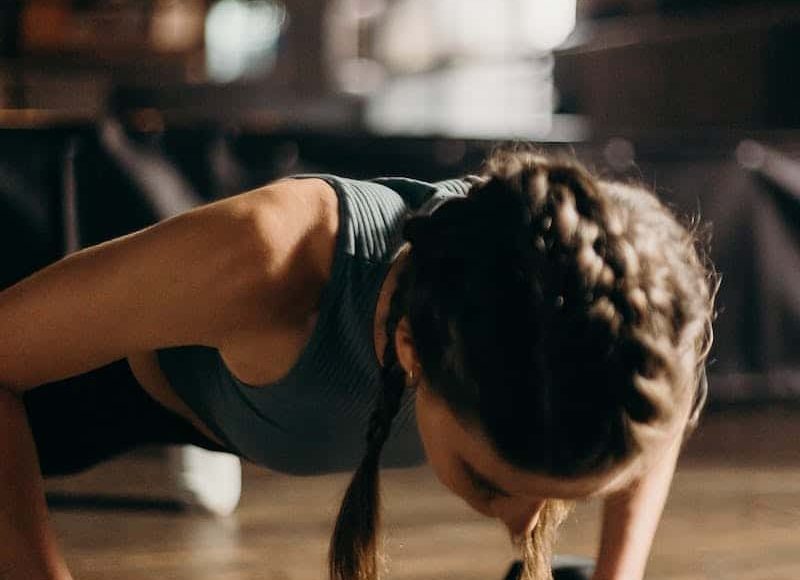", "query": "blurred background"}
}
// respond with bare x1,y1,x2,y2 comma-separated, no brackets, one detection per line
1,1,800,579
